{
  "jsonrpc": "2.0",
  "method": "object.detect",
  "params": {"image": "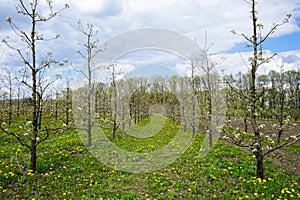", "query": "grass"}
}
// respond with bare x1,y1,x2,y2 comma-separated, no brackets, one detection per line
284,144,300,154
0,116,300,199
